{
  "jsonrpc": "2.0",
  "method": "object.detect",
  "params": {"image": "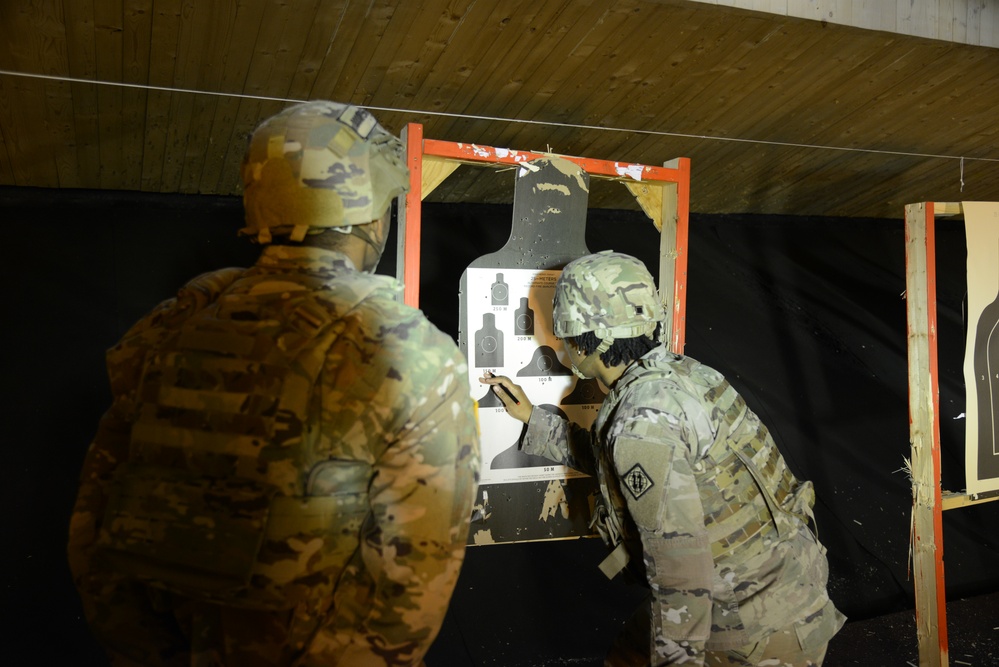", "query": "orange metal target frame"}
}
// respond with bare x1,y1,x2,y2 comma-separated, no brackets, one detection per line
395,122,691,354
